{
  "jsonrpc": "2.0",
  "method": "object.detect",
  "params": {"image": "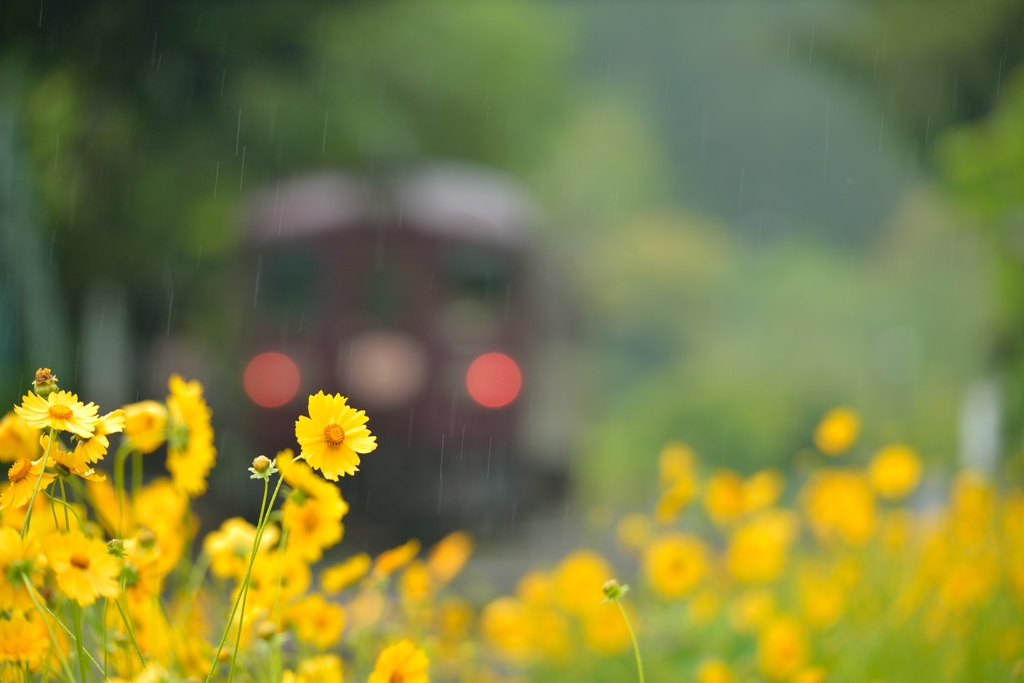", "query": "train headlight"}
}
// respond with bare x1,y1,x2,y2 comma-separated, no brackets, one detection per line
343,331,429,409
466,352,522,408
244,352,301,408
